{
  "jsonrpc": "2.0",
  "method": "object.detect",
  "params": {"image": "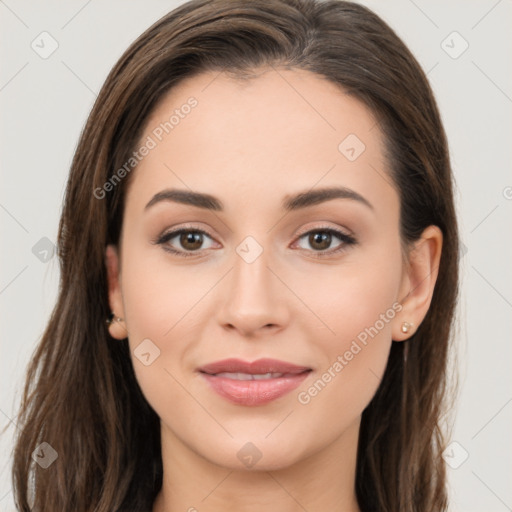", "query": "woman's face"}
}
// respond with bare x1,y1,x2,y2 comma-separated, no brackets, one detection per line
106,68,431,470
